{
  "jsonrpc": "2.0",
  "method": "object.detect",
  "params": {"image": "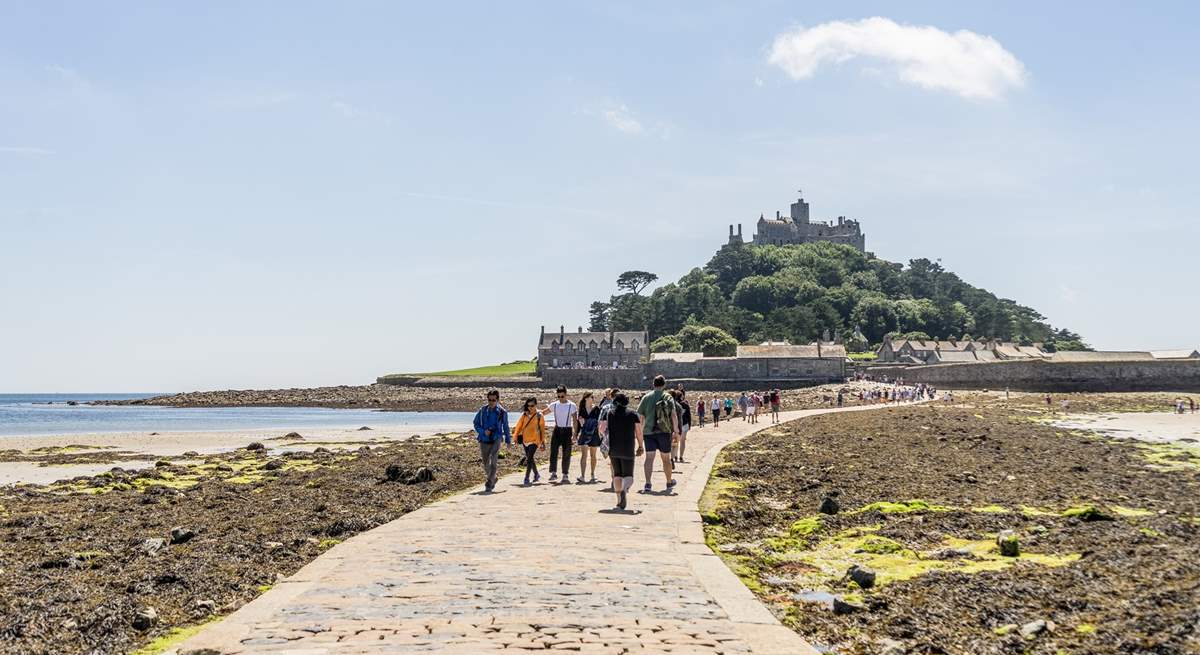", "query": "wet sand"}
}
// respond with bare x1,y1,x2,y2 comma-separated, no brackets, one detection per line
0,421,467,486
1052,411,1200,444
